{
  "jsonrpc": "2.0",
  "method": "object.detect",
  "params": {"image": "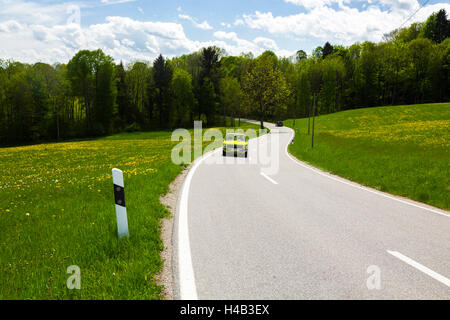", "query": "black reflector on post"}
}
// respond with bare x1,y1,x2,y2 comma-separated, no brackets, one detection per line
112,168,129,240
114,184,126,207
